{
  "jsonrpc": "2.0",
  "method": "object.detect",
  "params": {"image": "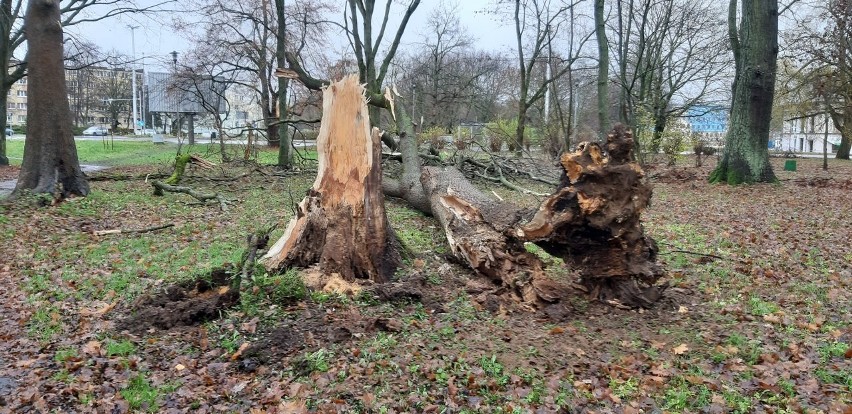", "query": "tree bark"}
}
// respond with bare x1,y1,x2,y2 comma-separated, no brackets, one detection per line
262,75,401,283
275,0,292,169
14,0,89,198
709,0,778,184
